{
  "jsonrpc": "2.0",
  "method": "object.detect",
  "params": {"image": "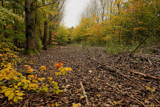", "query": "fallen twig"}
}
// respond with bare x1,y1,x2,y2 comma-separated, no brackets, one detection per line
80,81,90,105
147,58,152,65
